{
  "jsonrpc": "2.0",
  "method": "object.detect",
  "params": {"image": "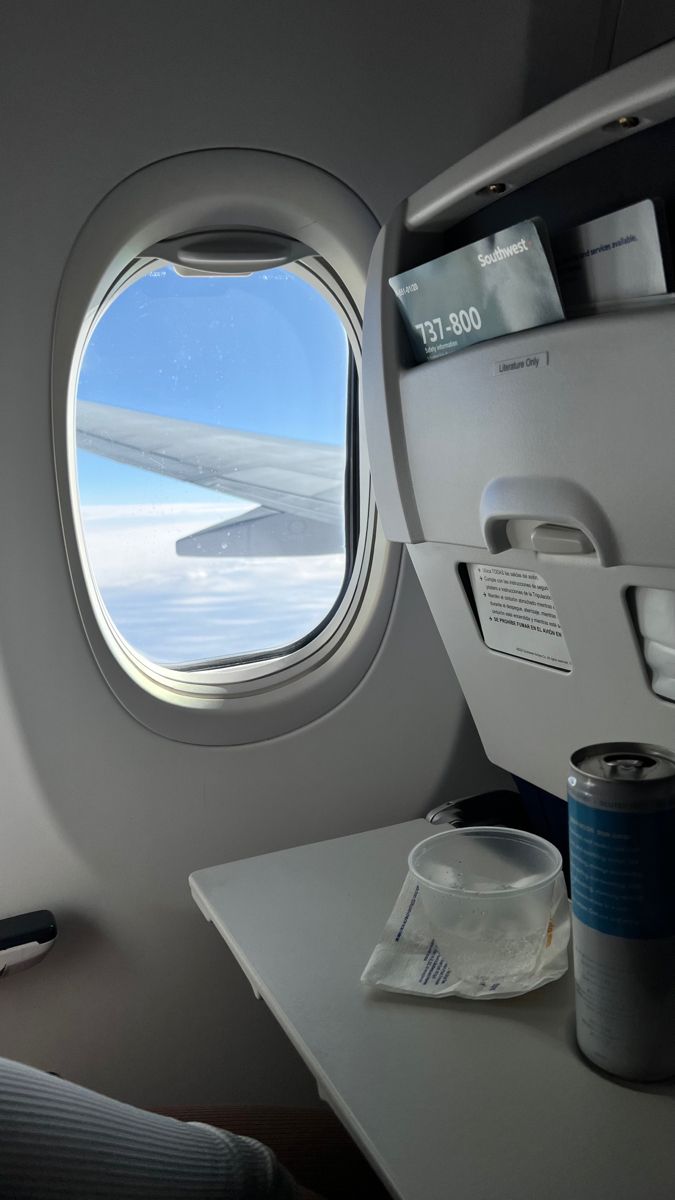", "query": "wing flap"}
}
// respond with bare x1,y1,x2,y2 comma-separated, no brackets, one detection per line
176,507,344,557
